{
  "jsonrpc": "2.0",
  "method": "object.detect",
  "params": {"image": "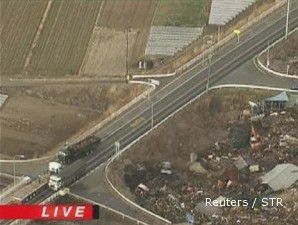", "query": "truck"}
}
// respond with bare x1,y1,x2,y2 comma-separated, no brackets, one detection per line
57,135,101,164
48,159,86,191
49,161,62,174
